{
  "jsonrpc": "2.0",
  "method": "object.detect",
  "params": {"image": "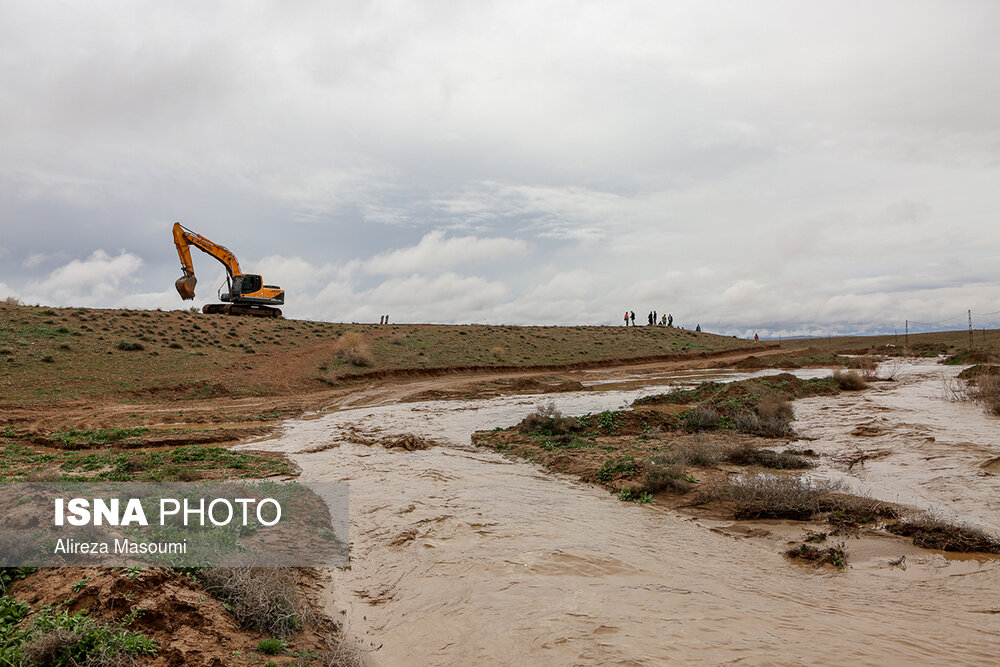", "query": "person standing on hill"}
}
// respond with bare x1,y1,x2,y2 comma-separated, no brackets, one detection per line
667,313,673,327
661,314,667,326
624,312,629,326
653,310,657,325
630,311,636,326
